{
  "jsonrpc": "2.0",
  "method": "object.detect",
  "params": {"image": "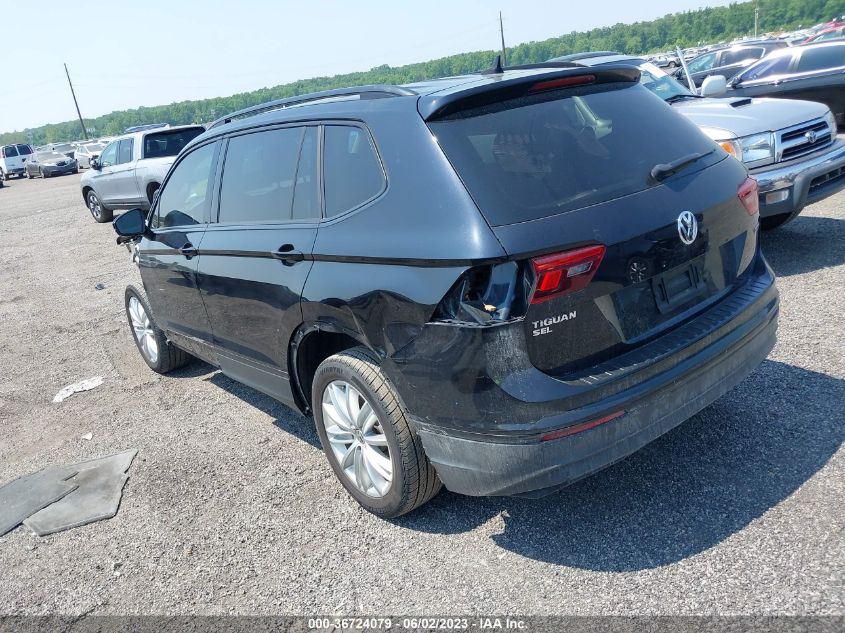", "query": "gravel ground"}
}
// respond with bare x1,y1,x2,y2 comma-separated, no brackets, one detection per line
0,172,842,616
